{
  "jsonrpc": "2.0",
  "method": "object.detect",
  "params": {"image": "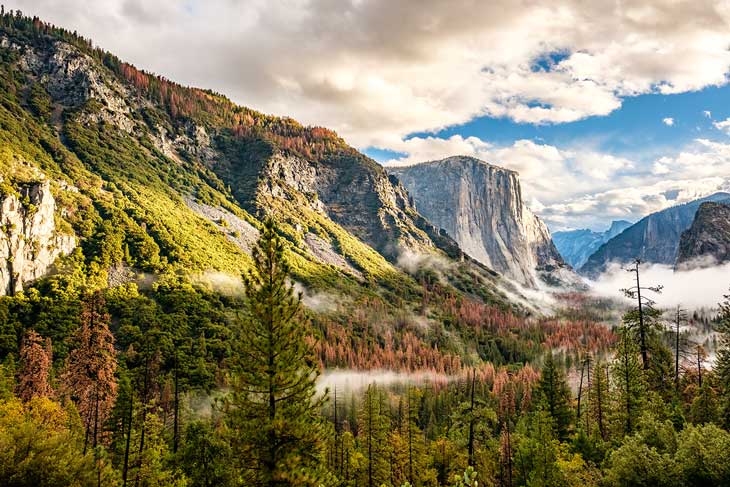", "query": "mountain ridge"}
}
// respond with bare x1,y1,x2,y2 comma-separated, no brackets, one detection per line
676,201,730,269
0,12,536,375
580,192,730,276
553,220,632,269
